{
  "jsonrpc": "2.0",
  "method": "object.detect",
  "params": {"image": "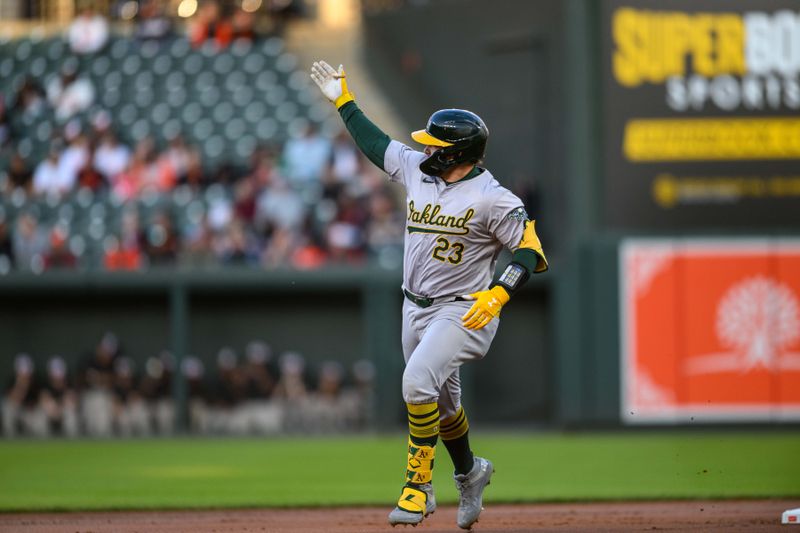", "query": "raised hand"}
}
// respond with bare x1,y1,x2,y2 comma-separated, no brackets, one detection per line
310,60,354,109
